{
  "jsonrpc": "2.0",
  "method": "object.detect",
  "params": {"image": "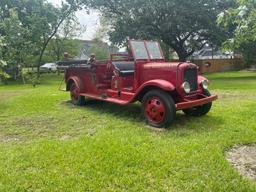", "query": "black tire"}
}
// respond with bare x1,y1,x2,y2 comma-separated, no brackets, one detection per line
183,89,212,116
70,83,85,106
141,90,176,128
